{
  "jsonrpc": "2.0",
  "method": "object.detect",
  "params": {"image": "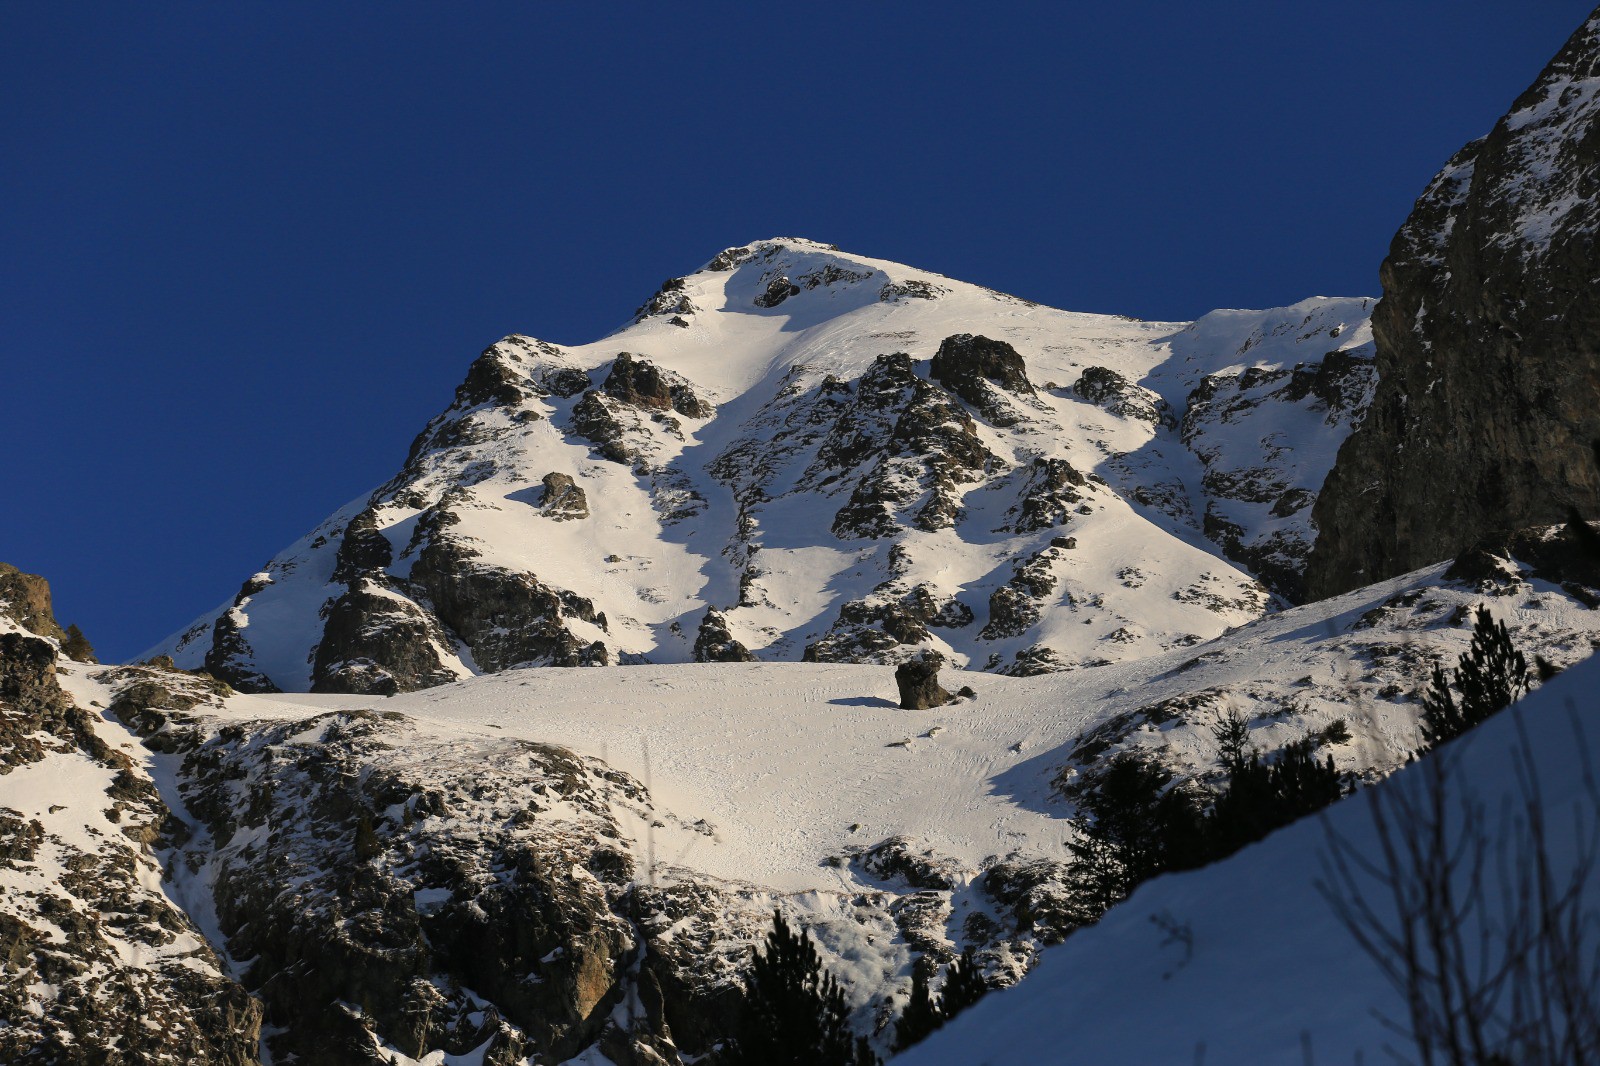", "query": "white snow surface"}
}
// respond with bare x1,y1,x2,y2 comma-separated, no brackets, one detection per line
148,237,1377,686
900,650,1600,1066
